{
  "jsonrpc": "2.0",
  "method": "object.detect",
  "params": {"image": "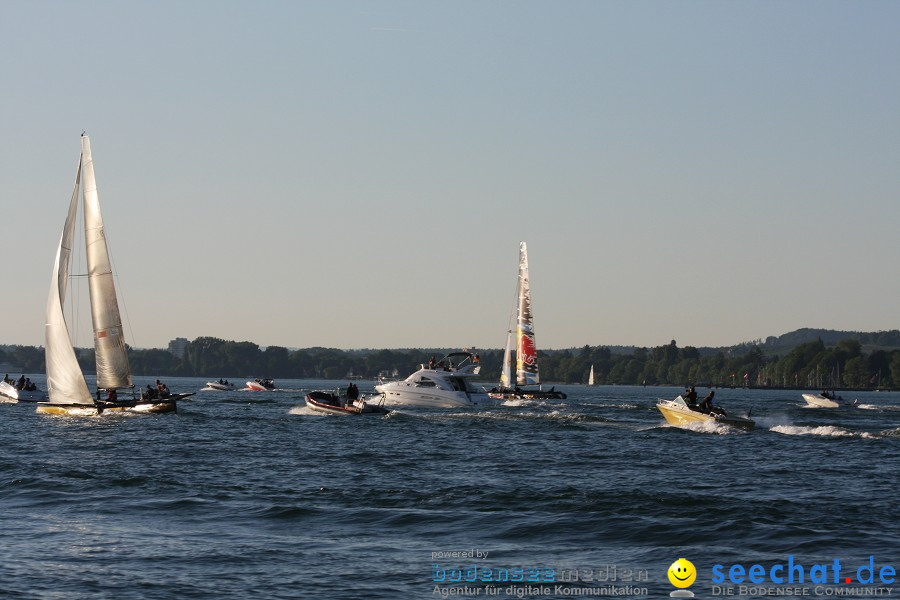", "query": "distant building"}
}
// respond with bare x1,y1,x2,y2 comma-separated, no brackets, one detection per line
167,337,189,359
